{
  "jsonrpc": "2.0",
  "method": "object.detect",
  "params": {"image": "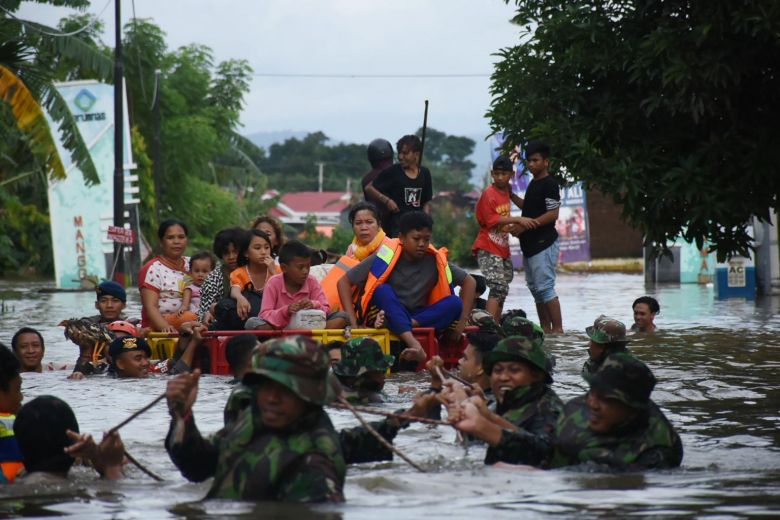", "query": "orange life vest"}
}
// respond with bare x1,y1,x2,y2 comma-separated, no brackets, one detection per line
0,413,23,483
358,238,453,319
320,255,360,312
